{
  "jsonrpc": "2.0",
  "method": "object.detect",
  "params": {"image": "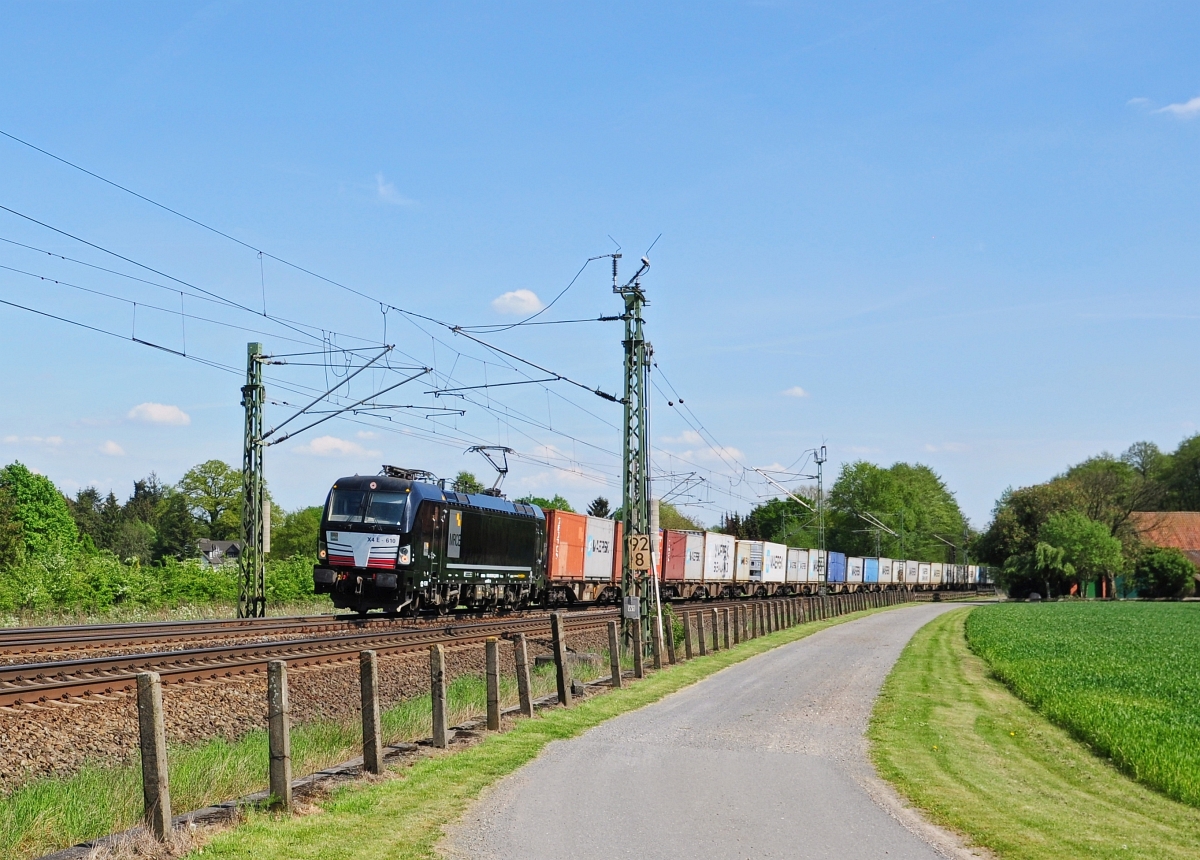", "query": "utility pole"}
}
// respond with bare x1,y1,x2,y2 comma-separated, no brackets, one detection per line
238,342,266,618
815,444,827,574
616,253,653,652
